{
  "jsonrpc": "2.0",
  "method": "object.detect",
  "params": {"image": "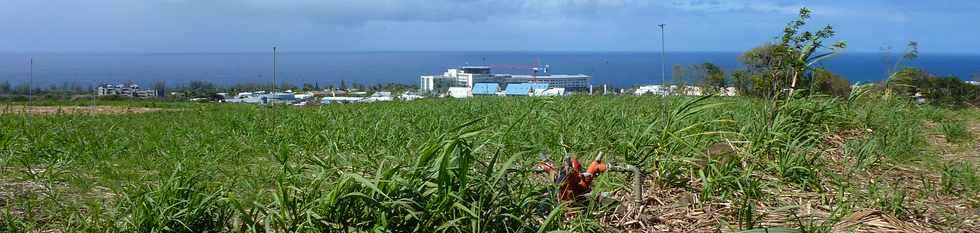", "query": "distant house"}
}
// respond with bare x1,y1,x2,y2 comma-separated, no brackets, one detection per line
539,88,565,96
914,92,927,104
223,91,295,105
362,92,394,102
97,83,157,98
400,92,424,101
